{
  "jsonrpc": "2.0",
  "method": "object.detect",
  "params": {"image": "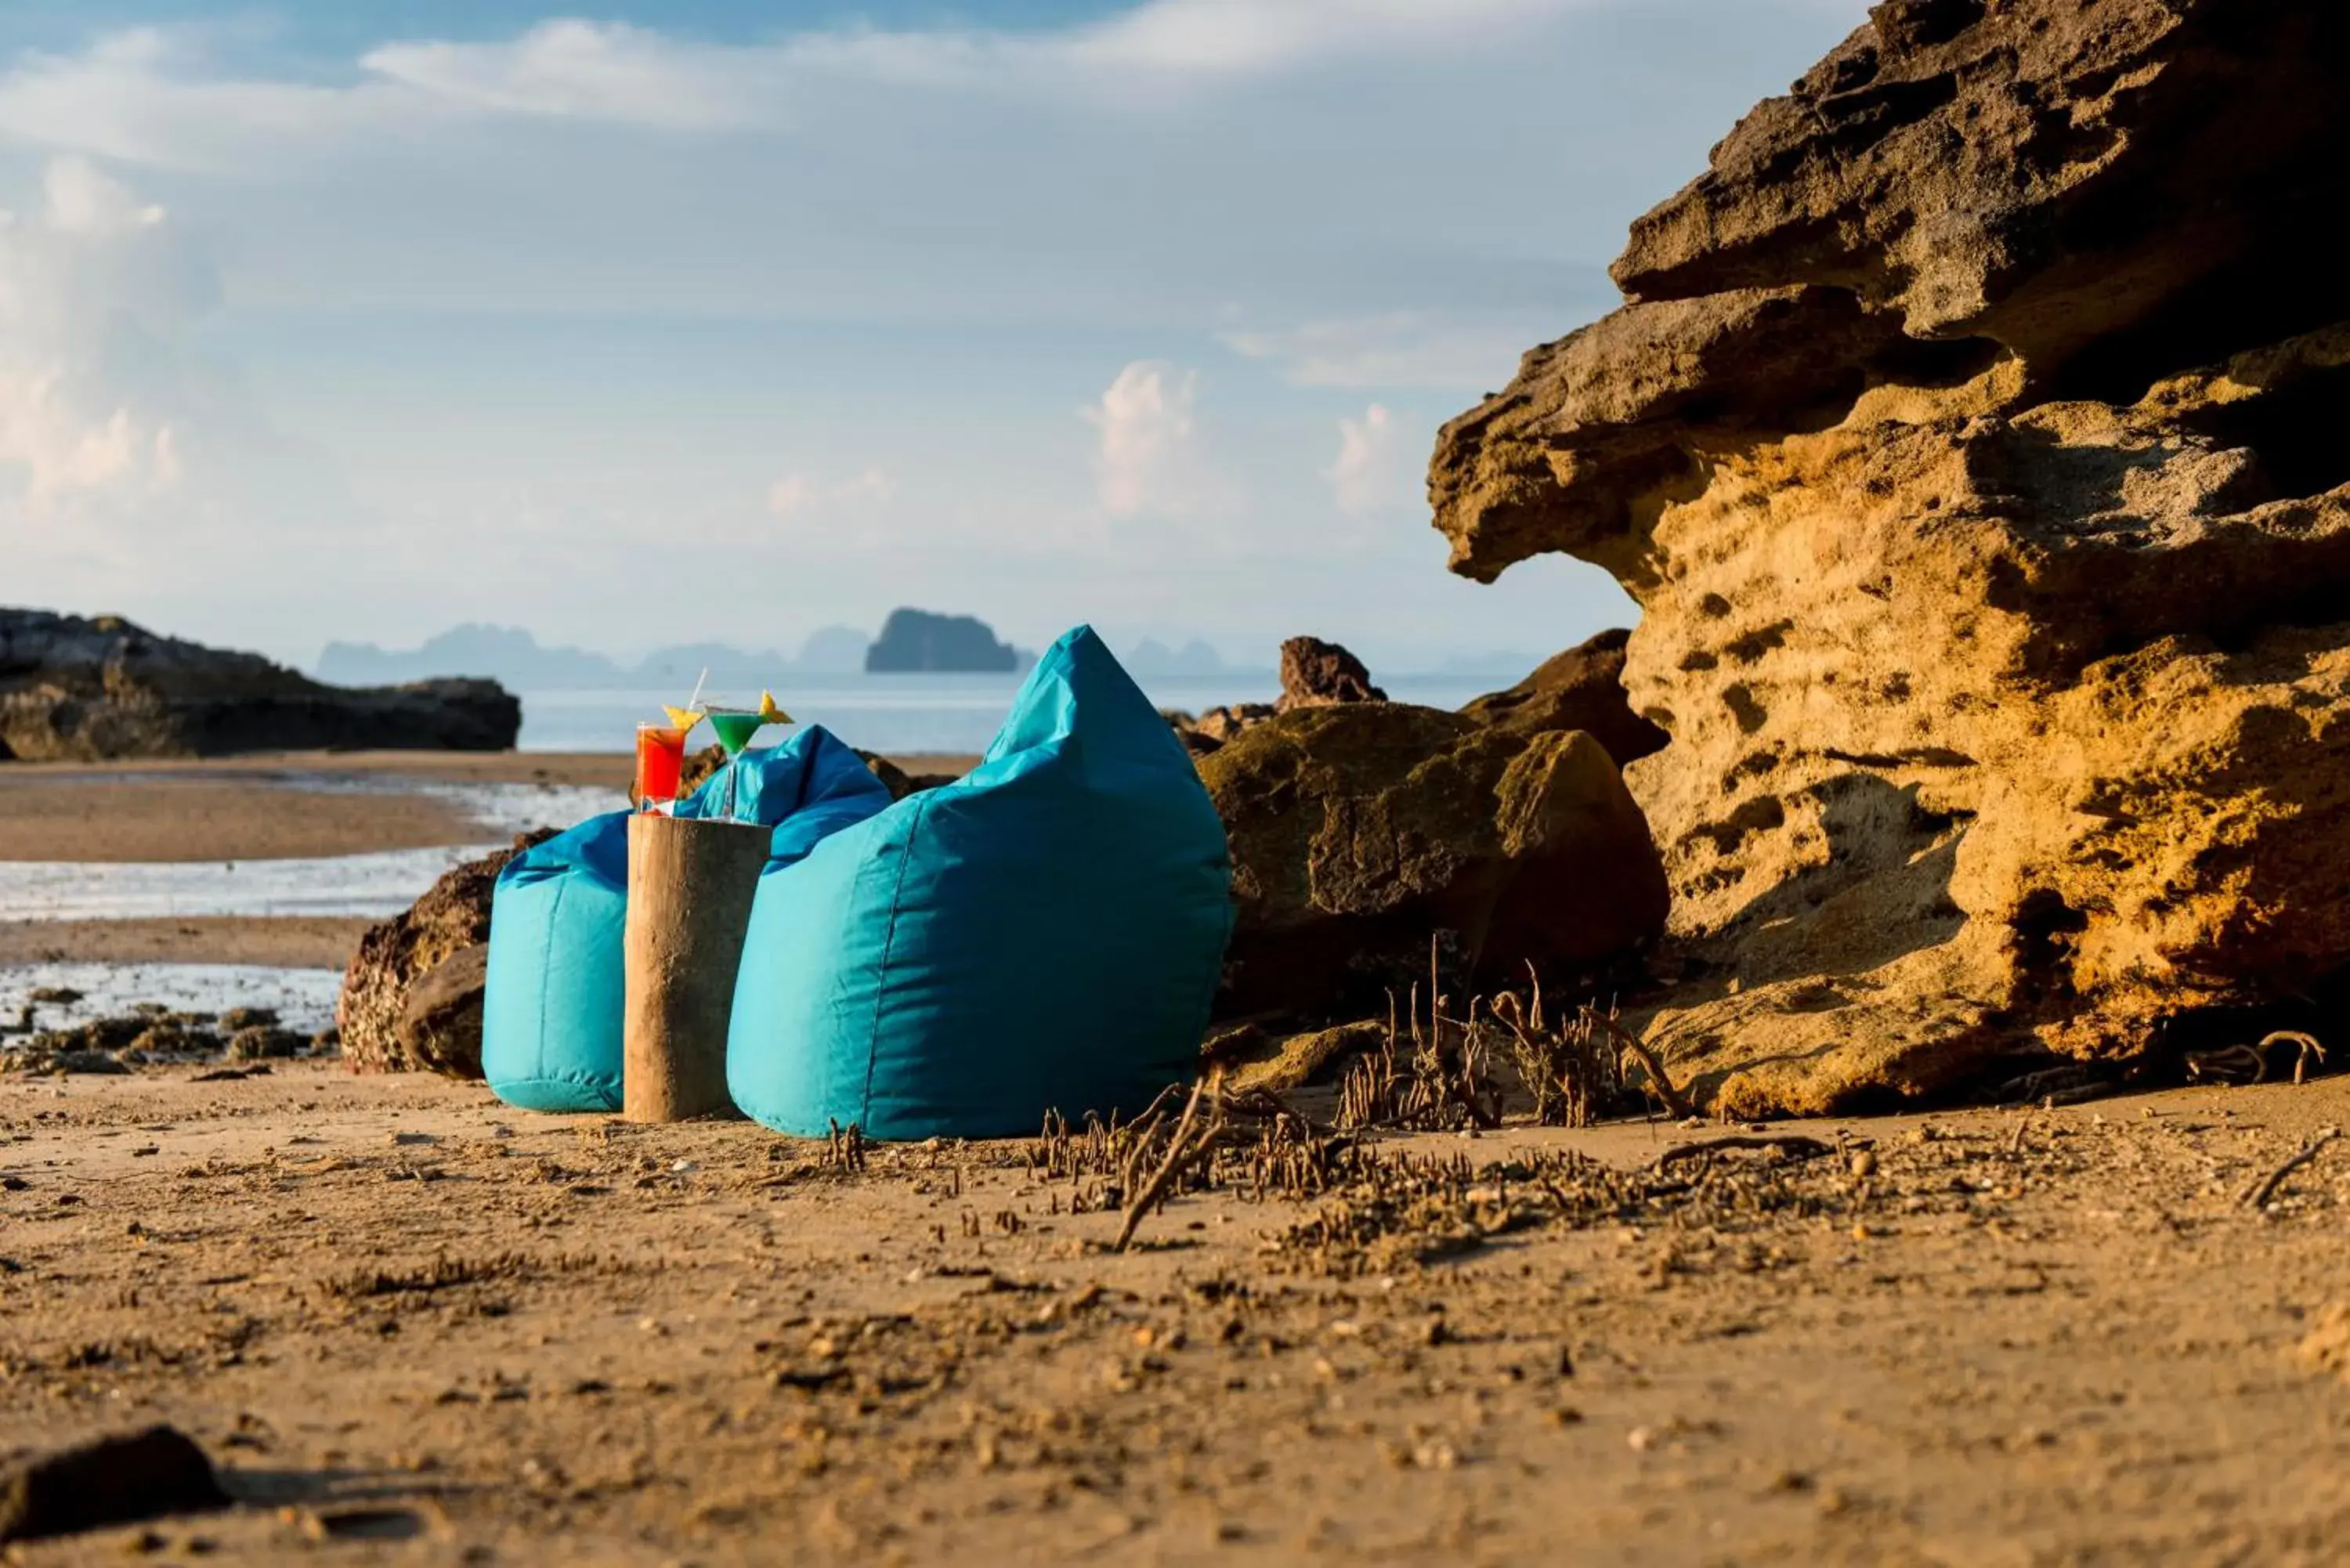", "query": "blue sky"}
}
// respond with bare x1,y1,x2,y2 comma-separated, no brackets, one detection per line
0,0,1868,672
